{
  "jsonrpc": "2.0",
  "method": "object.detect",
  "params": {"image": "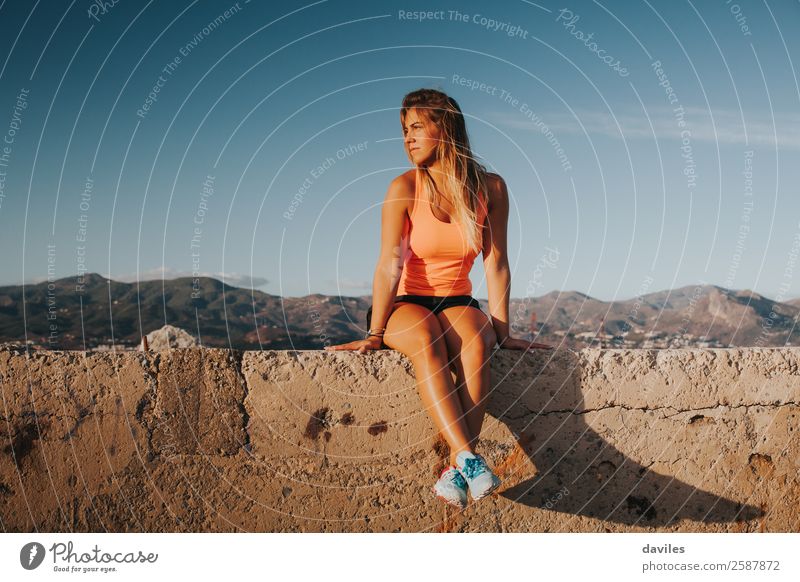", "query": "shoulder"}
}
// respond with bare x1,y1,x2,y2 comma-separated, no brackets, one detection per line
484,172,508,211
384,170,416,214
396,169,417,188
384,170,416,209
